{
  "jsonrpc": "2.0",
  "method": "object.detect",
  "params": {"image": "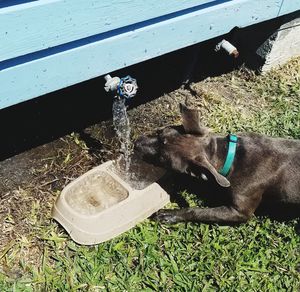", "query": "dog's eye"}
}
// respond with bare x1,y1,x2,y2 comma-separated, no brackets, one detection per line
186,167,208,181
185,167,196,177
200,173,208,181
